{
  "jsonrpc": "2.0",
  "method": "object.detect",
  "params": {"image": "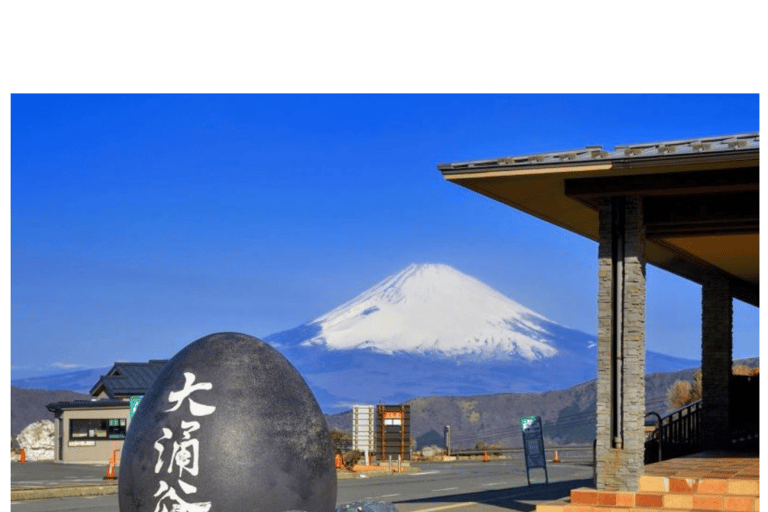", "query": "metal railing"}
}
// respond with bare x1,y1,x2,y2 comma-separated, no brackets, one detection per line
645,400,701,463
450,443,594,462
